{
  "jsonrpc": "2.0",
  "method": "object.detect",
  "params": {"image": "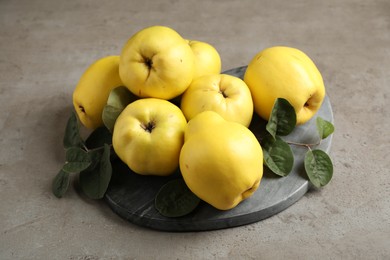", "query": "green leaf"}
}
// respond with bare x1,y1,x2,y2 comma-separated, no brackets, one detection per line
63,111,84,149
52,169,70,198
304,149,333,188
155,179,200,218
85,127,112,149
62,147,91,173
102,106,122,133
316,117,335,139
79,144,112,199
266,98,297,138
86,148,103,170
262,134,294,177
102,86,137,132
